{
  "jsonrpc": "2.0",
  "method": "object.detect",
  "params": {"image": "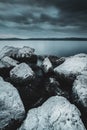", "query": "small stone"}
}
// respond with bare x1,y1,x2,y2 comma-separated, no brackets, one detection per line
42,57,53,74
